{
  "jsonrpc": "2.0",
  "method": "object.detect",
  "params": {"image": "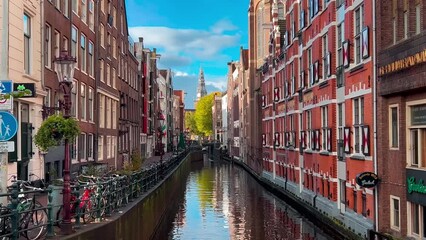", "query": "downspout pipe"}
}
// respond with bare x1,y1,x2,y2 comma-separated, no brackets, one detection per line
372,0,379,232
